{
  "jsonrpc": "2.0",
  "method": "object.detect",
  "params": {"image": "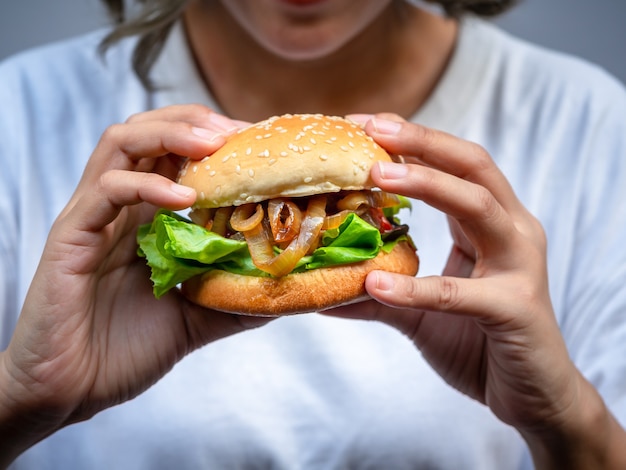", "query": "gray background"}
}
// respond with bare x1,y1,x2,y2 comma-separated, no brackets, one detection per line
0,0,625,85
